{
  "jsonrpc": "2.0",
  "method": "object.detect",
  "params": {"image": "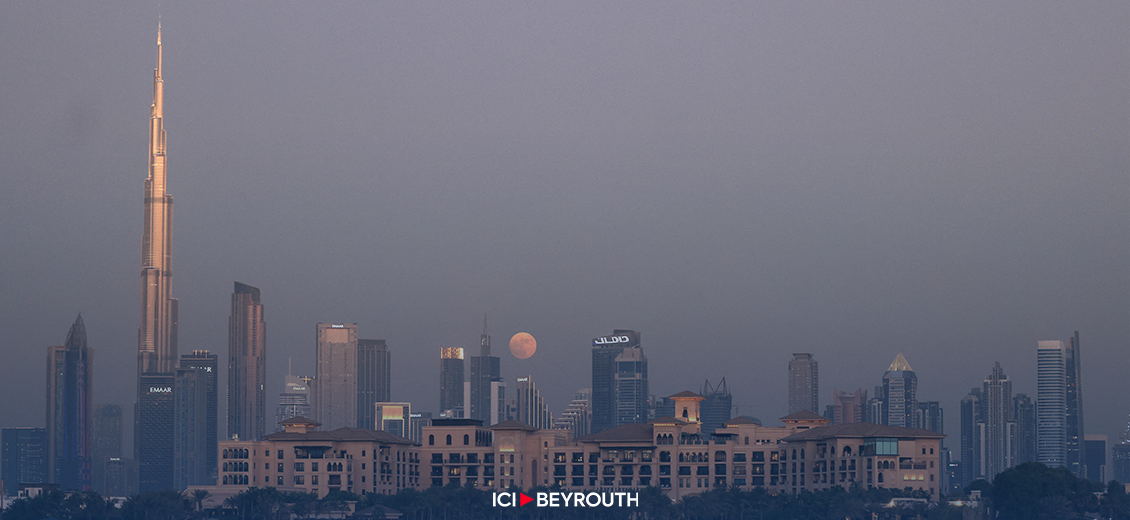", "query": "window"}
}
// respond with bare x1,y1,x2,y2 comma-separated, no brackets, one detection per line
277,476,283,485
312,475,319,485
733,453,746,462
278,463,283,472
312,462,319,472
446,435,452,446
429,435,434,445
278,450,284,459
295,475,304,485
464,434,469,445
431,453,442,463
295,462,304,471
